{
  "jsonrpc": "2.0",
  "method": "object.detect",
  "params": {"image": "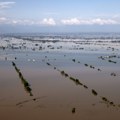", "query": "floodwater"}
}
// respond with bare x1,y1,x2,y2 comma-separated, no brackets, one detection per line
0,36,120,120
